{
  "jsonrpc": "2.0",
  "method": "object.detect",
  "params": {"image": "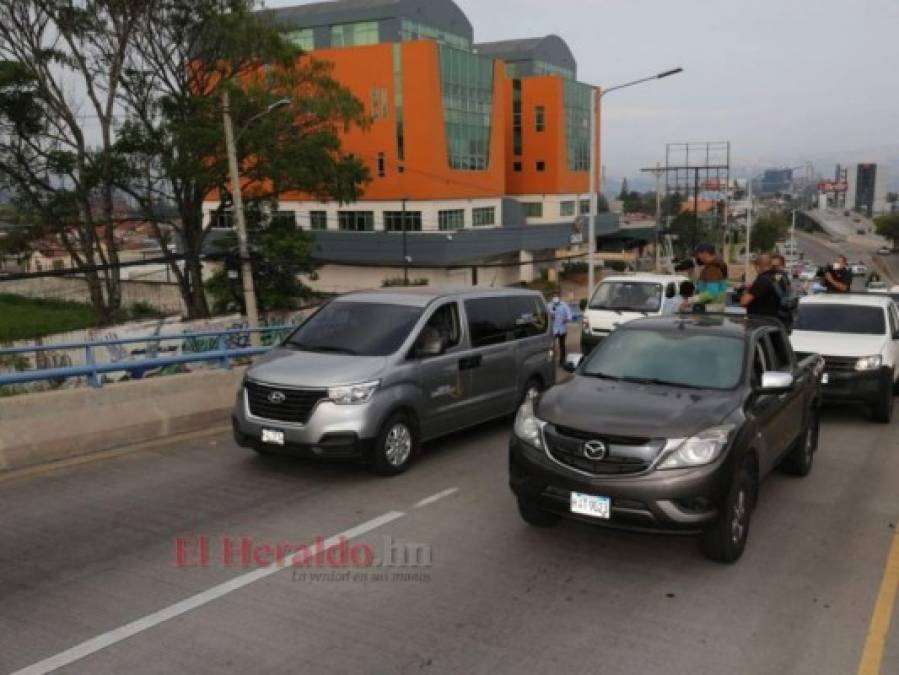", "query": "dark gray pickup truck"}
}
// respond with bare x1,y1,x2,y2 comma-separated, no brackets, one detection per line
509,315,824,563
